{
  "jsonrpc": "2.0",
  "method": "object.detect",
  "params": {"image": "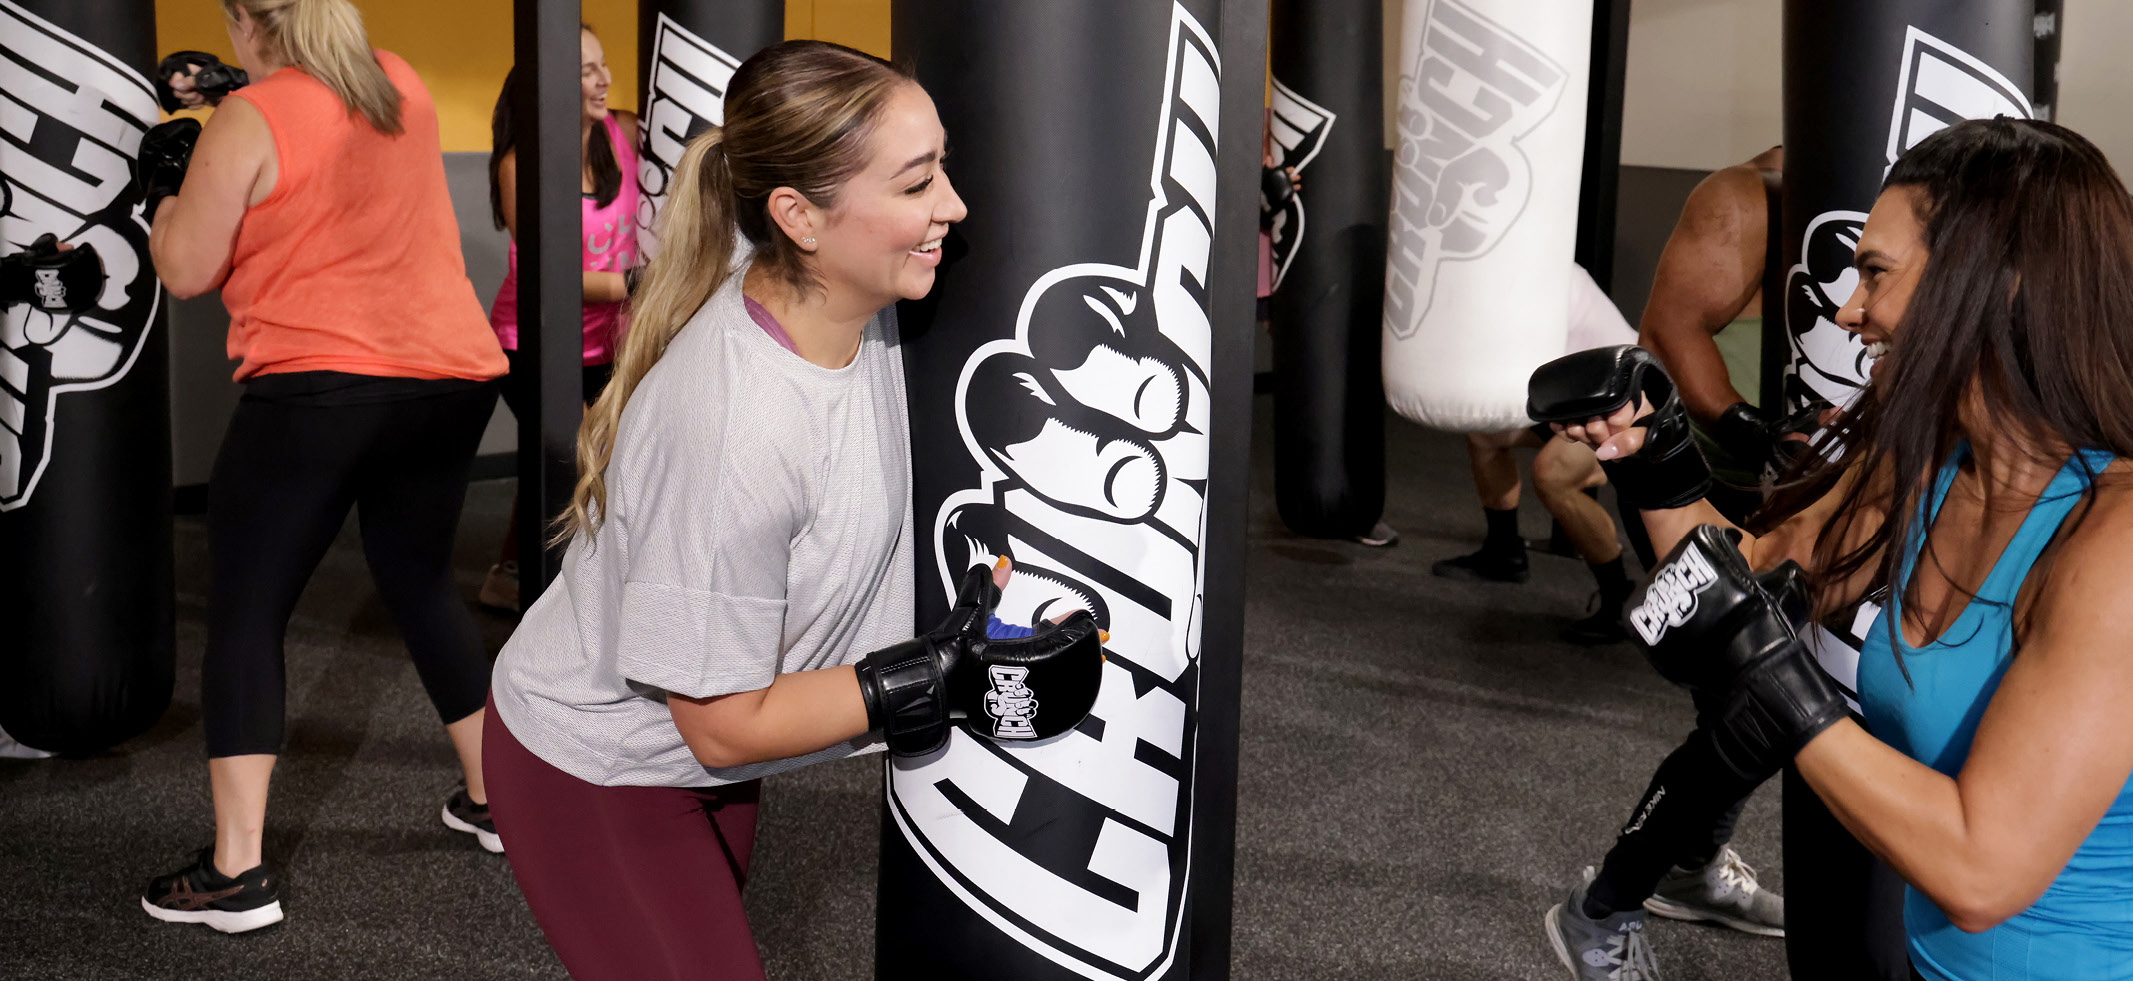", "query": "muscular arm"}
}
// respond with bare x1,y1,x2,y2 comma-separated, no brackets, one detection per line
497,148,628,305
1636,165,1768,423
666,666,871,769
1797,495,2133,930
149,97,273,299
